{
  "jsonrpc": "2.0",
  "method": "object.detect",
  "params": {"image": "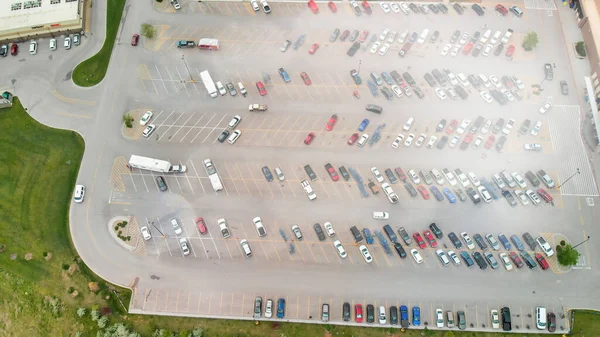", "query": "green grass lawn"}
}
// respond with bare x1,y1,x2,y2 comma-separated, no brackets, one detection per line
72,0,126,87
0,98,596,336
